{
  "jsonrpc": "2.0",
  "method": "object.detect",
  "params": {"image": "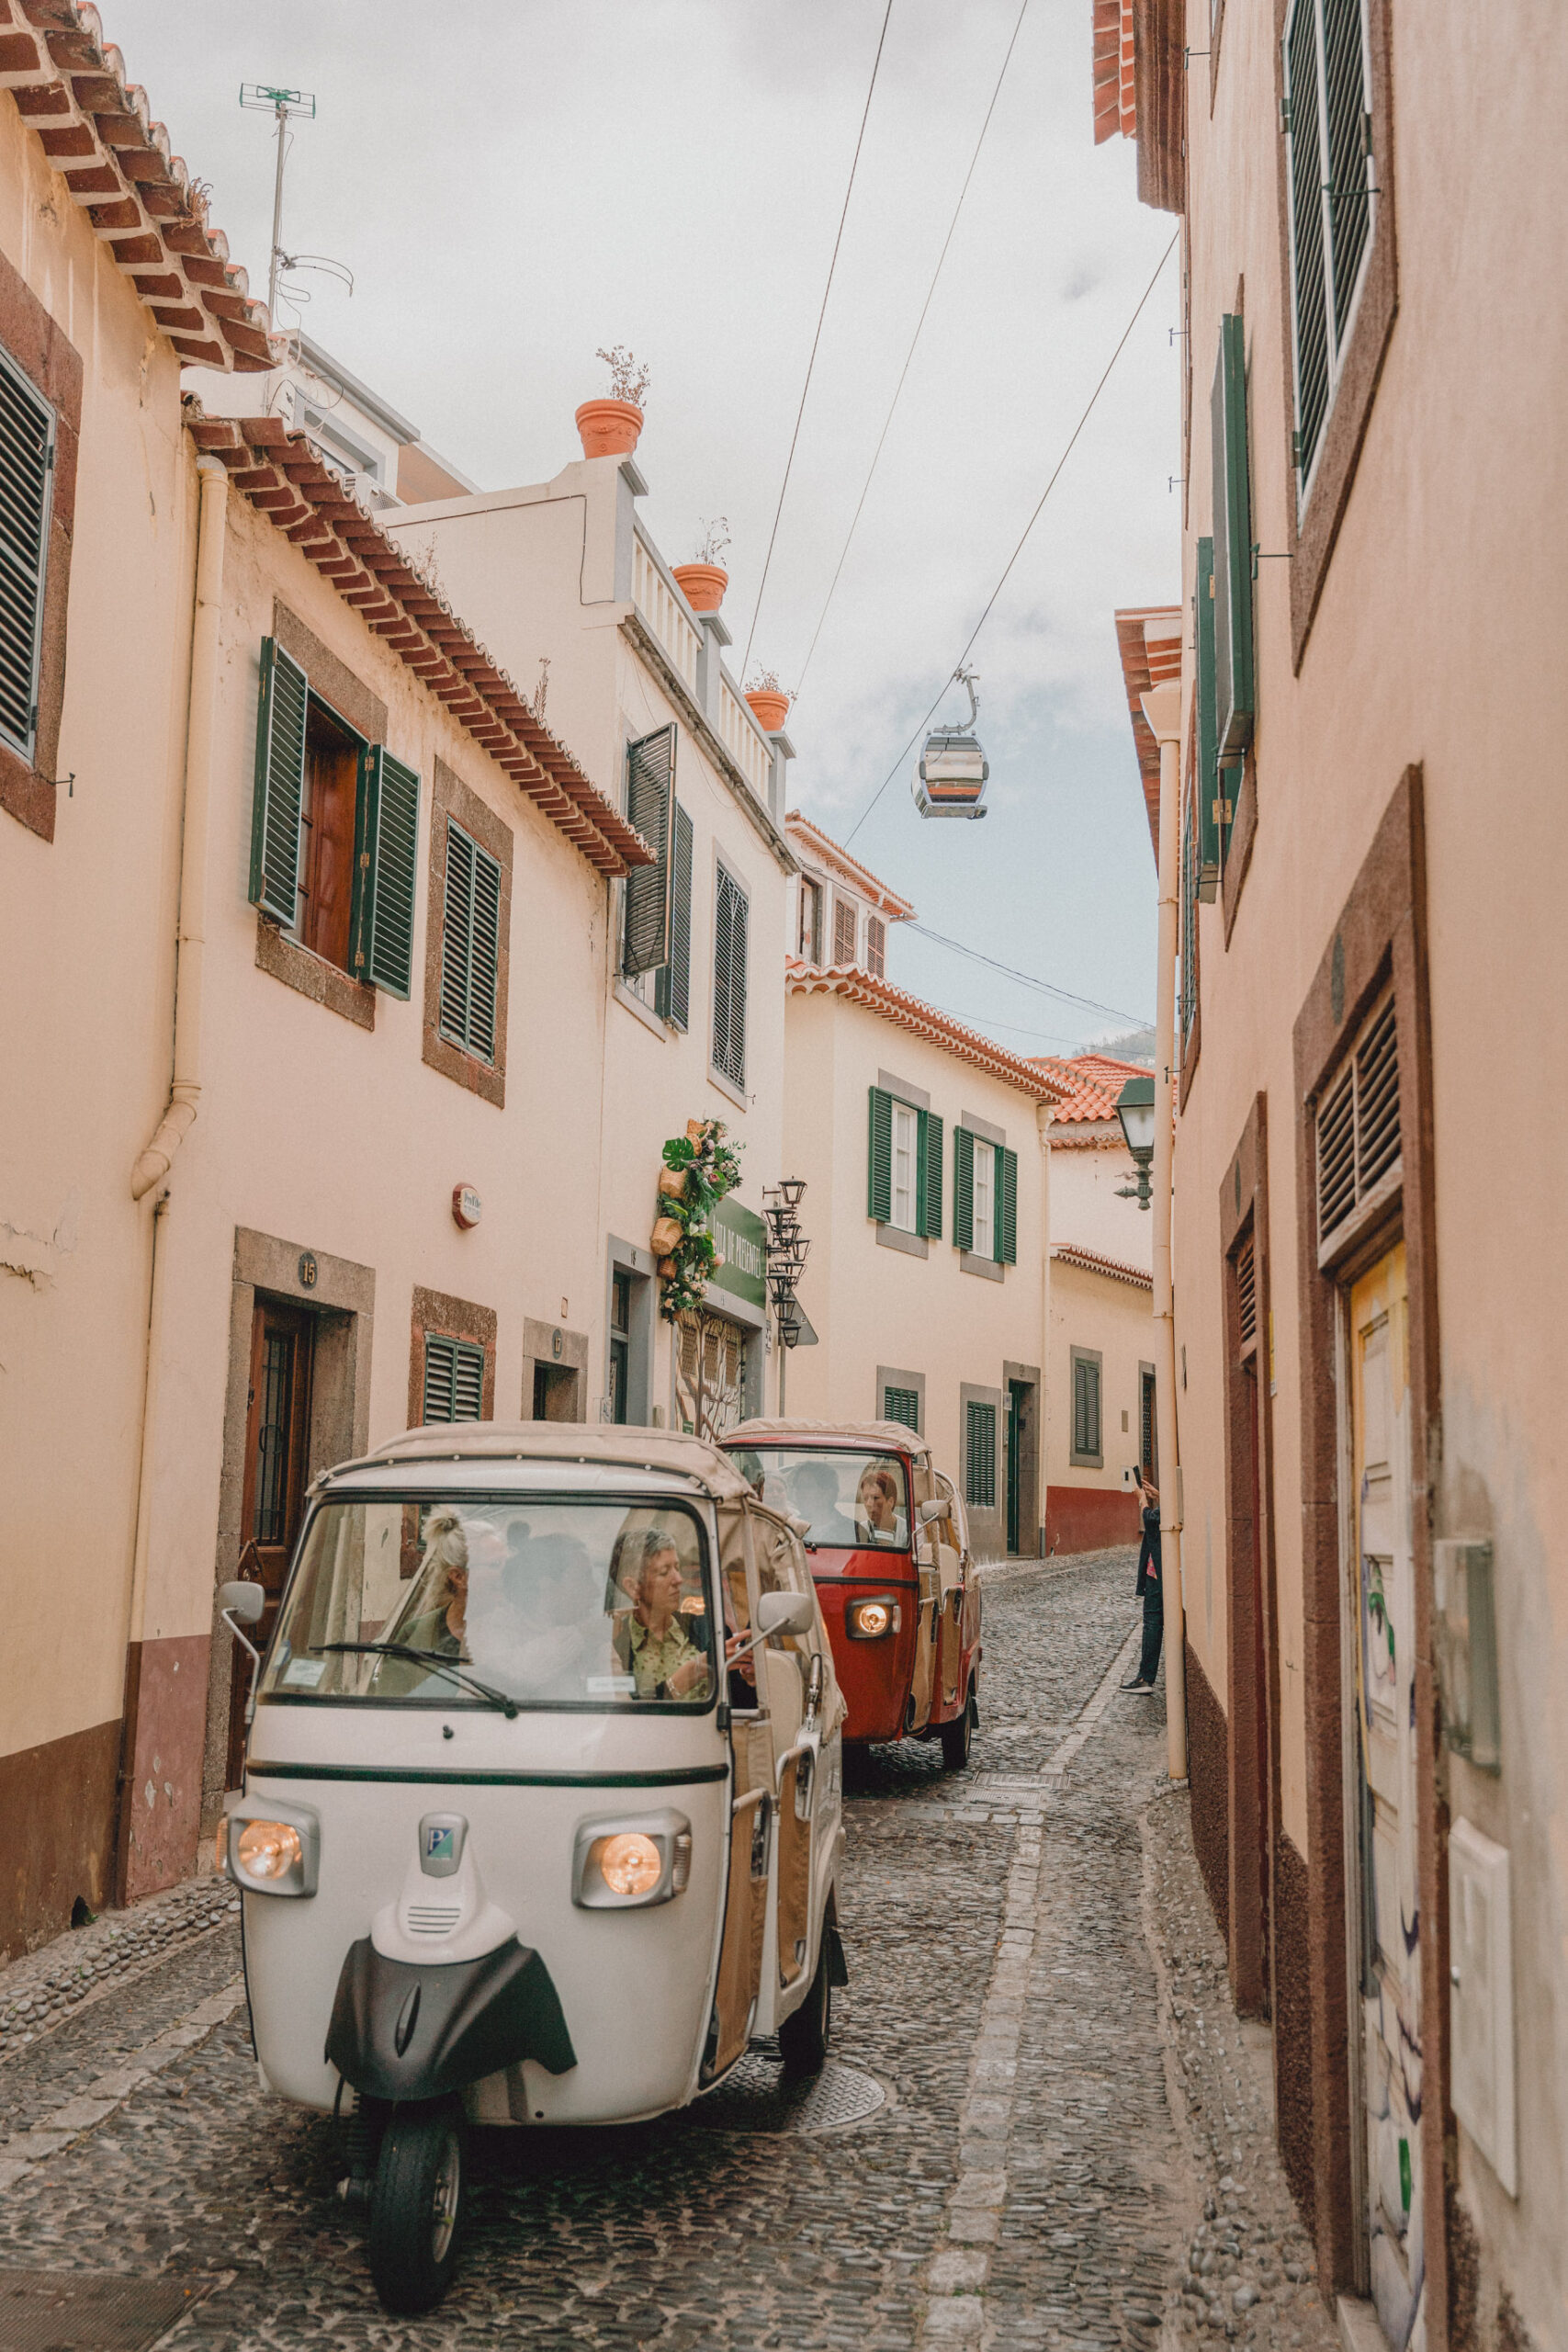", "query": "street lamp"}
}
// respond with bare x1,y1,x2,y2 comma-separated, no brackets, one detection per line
1115,1076,1156,1212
